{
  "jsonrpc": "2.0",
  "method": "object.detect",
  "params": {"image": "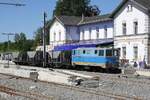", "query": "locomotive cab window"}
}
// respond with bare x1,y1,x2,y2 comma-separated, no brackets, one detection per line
79,50,82,55
95,50,98,54
77,50,80,55
83,50,86,54
86,50,90,54
73,50,76,55
99,50,104,56
106,50,113,57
